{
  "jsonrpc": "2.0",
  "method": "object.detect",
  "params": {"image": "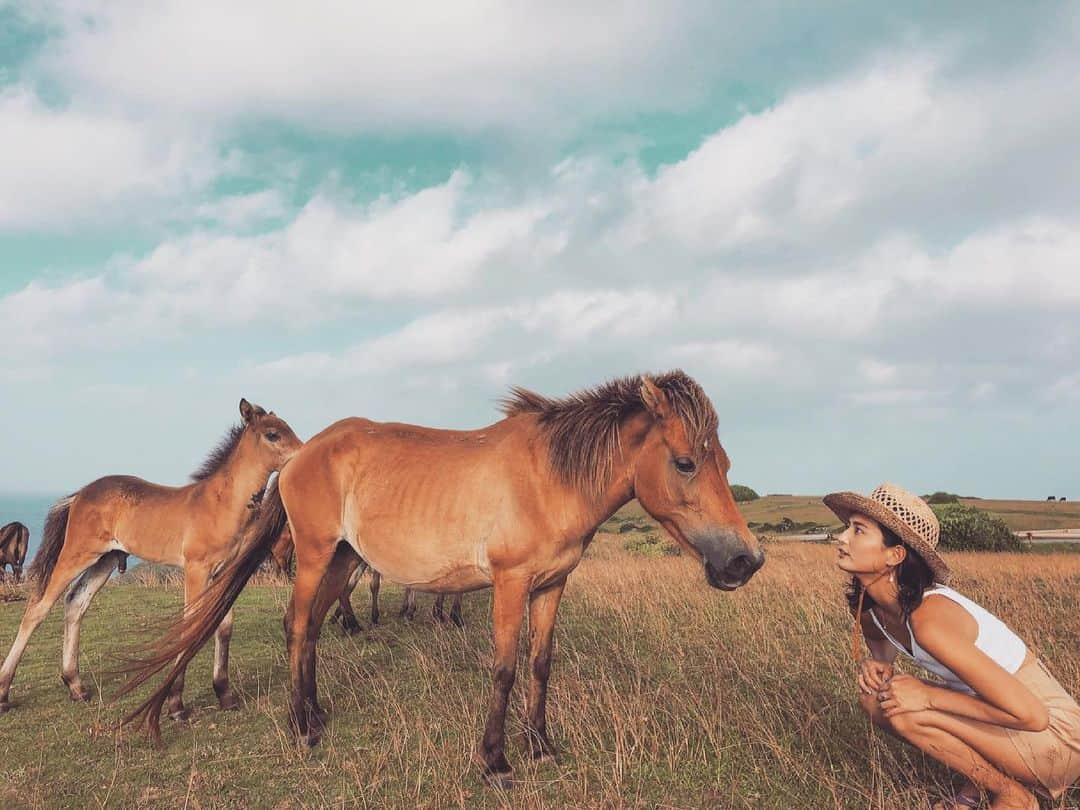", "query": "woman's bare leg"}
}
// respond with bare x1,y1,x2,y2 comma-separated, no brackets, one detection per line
860,695,1039,809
